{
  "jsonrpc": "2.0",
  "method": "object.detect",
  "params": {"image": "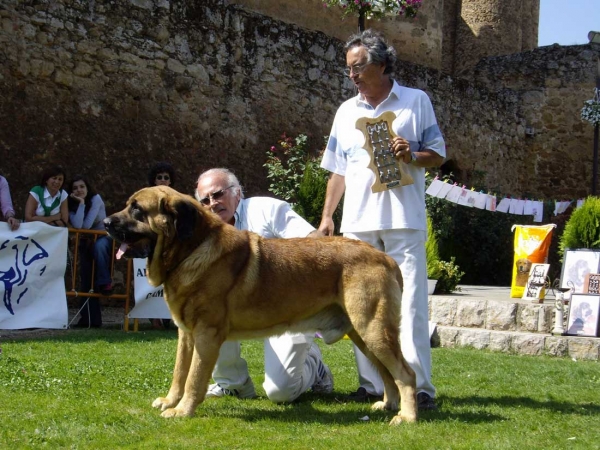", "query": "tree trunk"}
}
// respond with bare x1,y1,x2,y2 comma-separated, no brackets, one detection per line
358,10,365,32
